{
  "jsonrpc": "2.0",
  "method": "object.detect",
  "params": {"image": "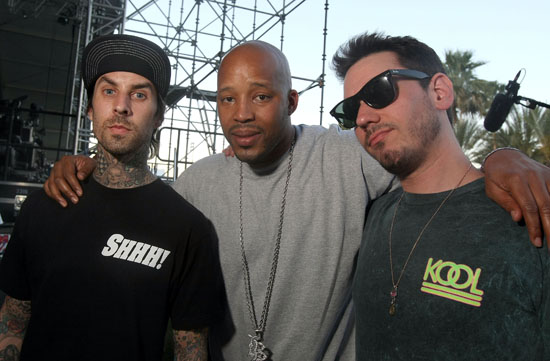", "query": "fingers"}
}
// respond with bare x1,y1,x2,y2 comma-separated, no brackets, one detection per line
222,146,235,157
507,174,545,248
50,159,79,205
75,155,97,181
515,166,550,249
485,178,542,246
527,175,550,249
483,148,550,248
44,177,68,208
44,155,95,207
